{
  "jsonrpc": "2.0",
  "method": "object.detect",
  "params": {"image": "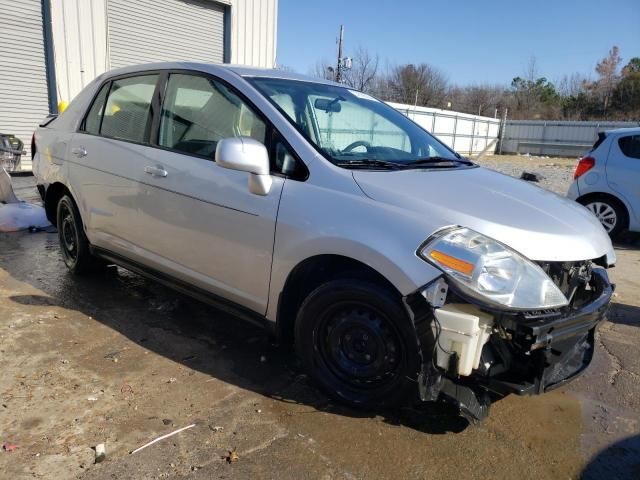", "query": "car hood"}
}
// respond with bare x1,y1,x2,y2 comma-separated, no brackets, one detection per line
352,166,615,263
